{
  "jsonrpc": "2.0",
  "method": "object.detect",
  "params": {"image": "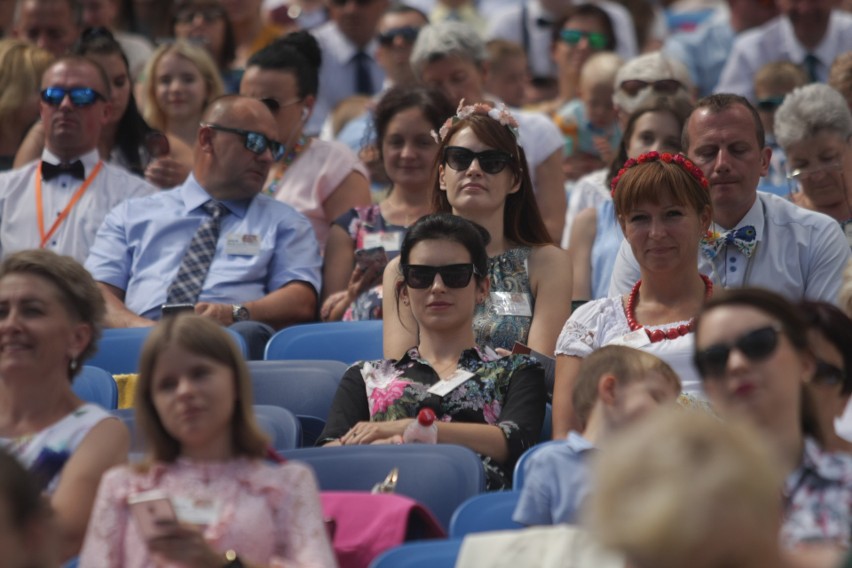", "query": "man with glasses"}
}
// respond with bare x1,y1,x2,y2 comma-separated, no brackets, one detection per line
0,56,153,262
609,93,851,305
85,95,322,359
